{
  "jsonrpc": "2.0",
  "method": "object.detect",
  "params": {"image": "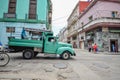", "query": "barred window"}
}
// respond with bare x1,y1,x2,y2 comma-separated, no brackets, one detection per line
6,27,15,33
89,15,93,21
29,0,37,19
8,0,17,14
